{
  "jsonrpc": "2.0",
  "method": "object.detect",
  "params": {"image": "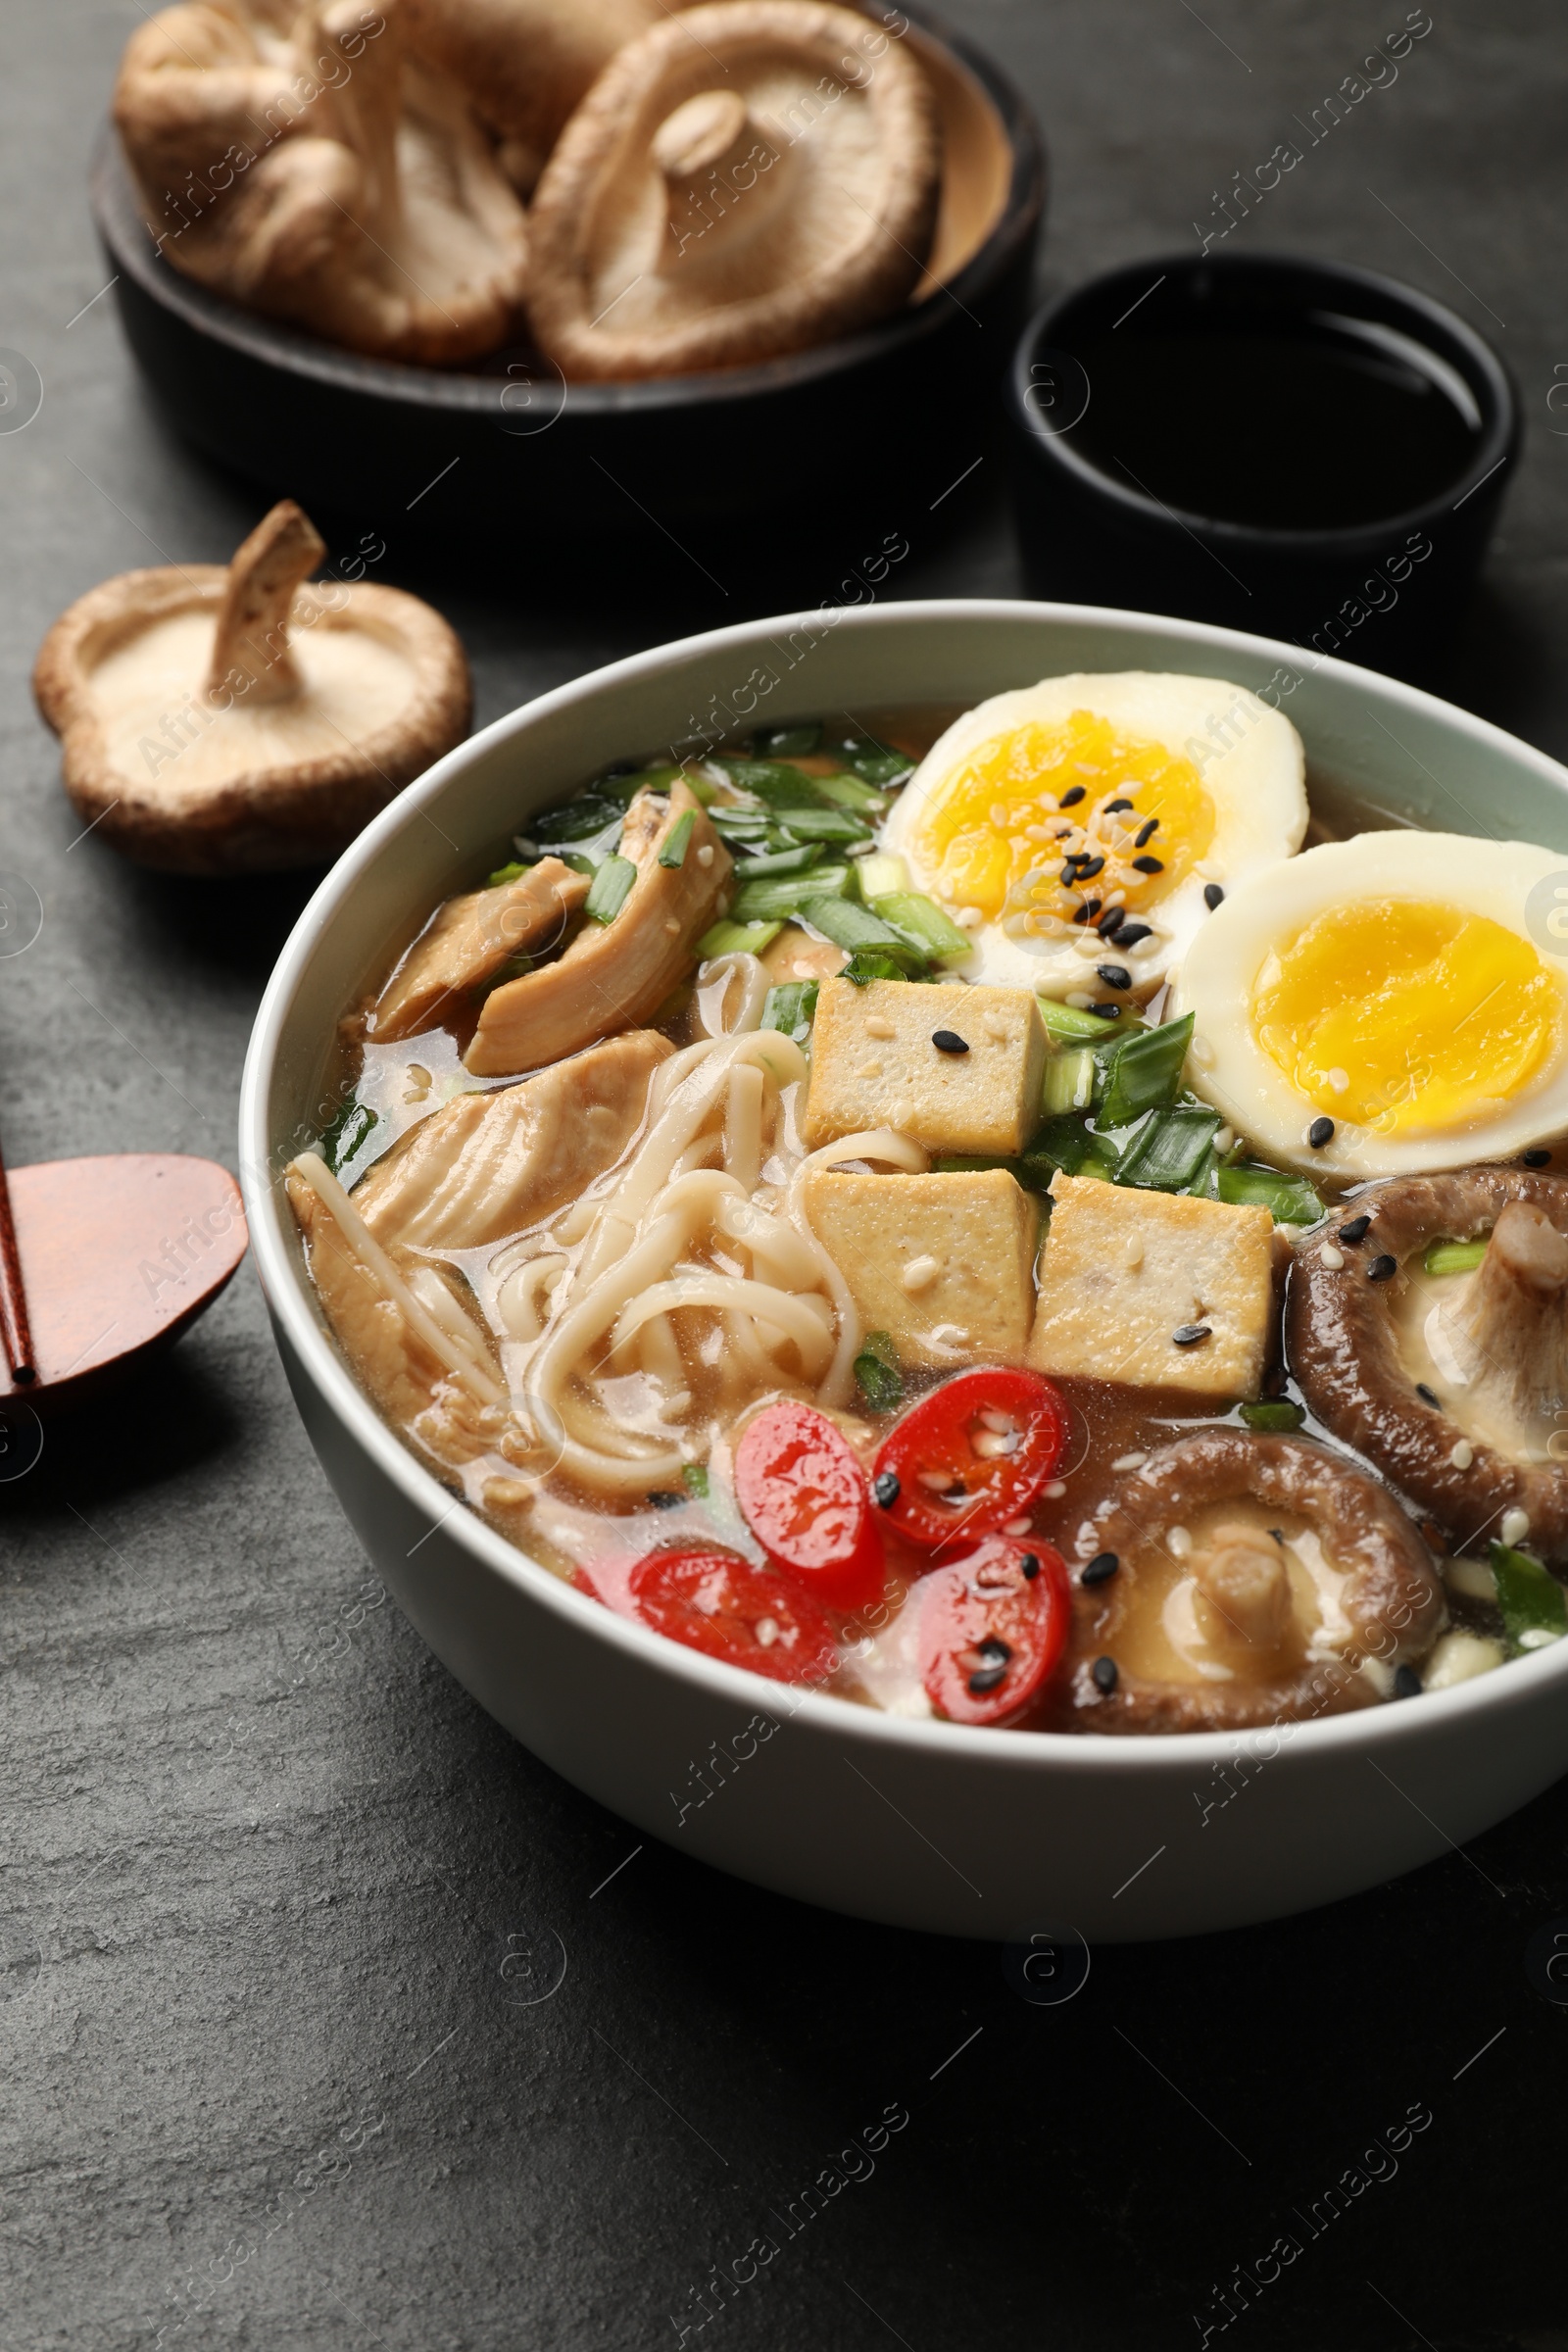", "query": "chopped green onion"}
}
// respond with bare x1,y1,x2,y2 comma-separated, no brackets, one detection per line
760,979,818,1042
532,793,624,843
1490,1540,1568,1650
1114,1105,1221,1193
713,758,835,808
557,851,599,879
1074,1131,1121,1182
770,808,875,844
935,1148,1065,1192
487,858,528,887
752,722,821,758
1240,1399,1306,1432
730,866,851,923
603,761,679,803
869,892,972,963
1424,1238,1489,1277
799,898,927,962
1096,1014,1195,1128
1037,996,1121,1046
697,918,784,958
837,734,914,786
840,950,925,986
658,810,697,869
584,856,638,923
731,841,824,880
1041,1049,1097,1116
811,771,890,816
854,1329,904,1411
682,770,717,806
857,851,910,901
320,1098,378,1176
681,1461,710,1499
1217,1162,1325,1225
